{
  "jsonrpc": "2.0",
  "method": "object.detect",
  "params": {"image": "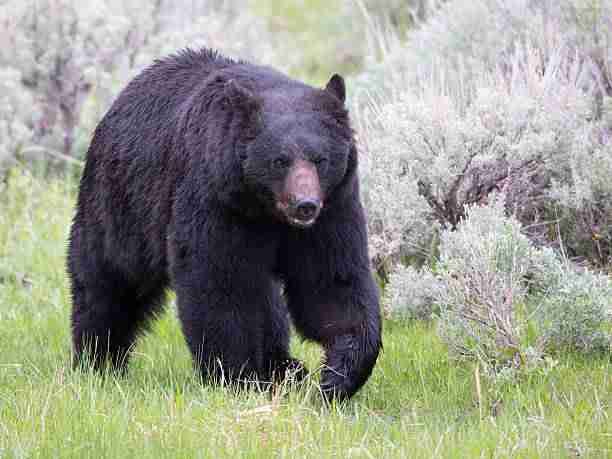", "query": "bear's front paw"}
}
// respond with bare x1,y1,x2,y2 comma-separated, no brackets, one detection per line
320,333,380,402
